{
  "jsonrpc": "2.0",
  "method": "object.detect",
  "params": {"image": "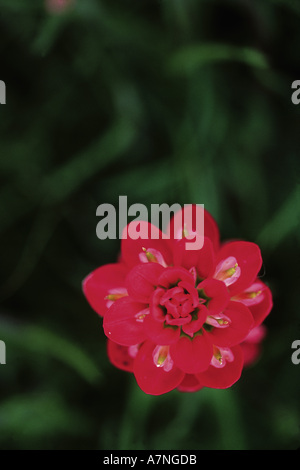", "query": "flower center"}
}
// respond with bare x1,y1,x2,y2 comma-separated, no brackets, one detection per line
150,268,232,339
158,282,199,327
